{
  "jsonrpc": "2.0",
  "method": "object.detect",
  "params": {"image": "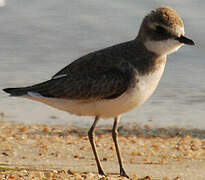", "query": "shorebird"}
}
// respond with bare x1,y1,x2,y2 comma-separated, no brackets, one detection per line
3,6,194,178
